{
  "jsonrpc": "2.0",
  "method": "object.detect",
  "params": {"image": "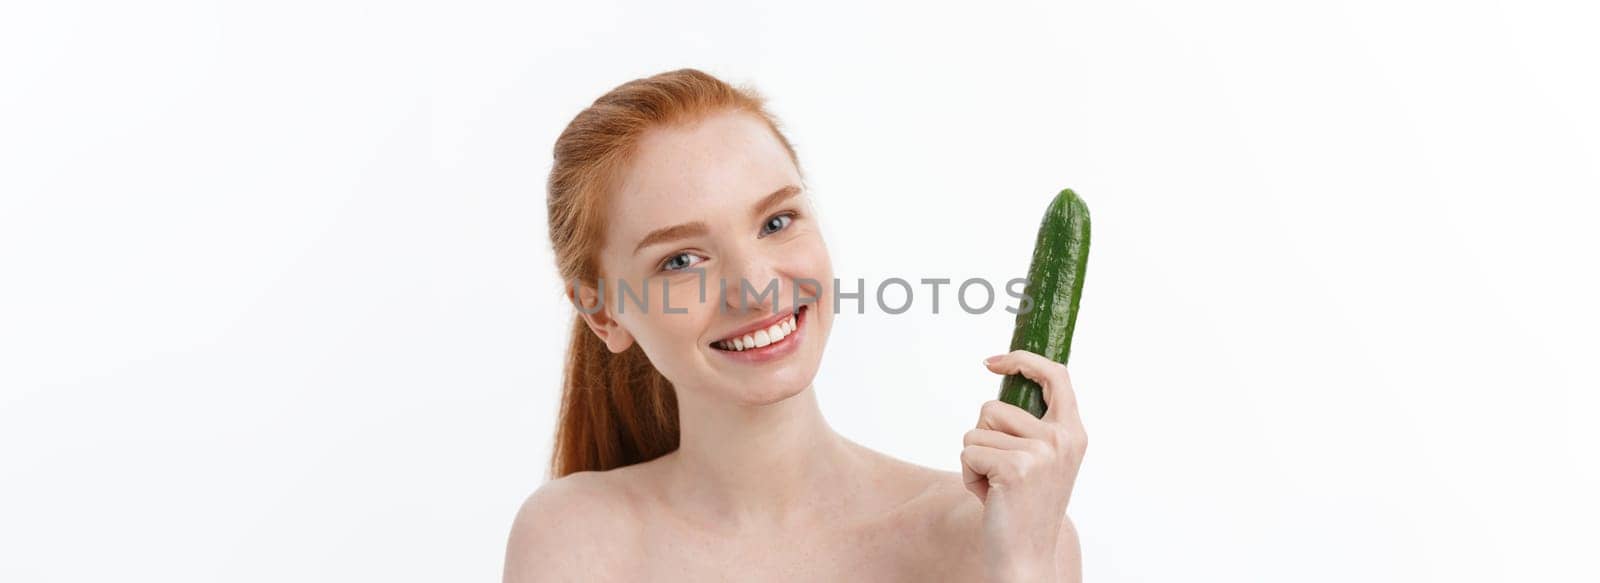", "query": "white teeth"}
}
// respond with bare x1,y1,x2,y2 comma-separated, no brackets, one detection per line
716,312,802,352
